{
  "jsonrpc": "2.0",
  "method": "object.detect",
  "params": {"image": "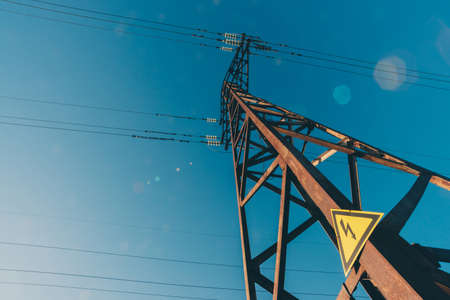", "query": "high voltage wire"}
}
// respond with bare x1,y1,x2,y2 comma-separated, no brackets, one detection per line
0,281,217,300
20,0,450,81
1,92,448,159
253,53,450,92
2,1,450,93
253,46,450,84
0,114,212,139
0,240,340,274
7,0,450,82
0,281,370,299
0,120,213,144
29,0,223,36
0,113,446,162
0,95,214,122
0,267,368,297
0,209,328,245
0,0,223,43
0,8,223,50
252,39,450,79
0,111,446,162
